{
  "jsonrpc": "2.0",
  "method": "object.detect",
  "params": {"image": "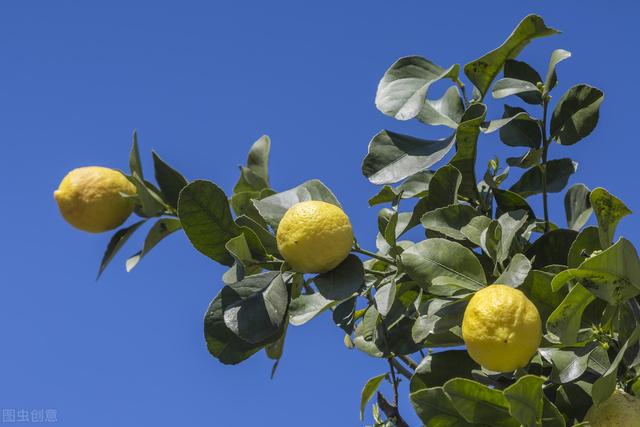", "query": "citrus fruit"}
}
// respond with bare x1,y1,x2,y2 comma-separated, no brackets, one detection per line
276,200,353,273
54,166,137,233
584,389,640,426
461,284,542,372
